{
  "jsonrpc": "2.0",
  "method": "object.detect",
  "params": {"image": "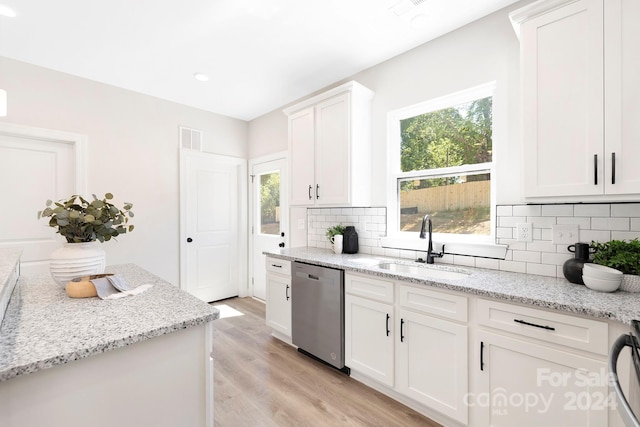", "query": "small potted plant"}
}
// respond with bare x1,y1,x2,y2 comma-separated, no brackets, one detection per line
326,224,346,254
38,193,134,285
592,239,640,291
